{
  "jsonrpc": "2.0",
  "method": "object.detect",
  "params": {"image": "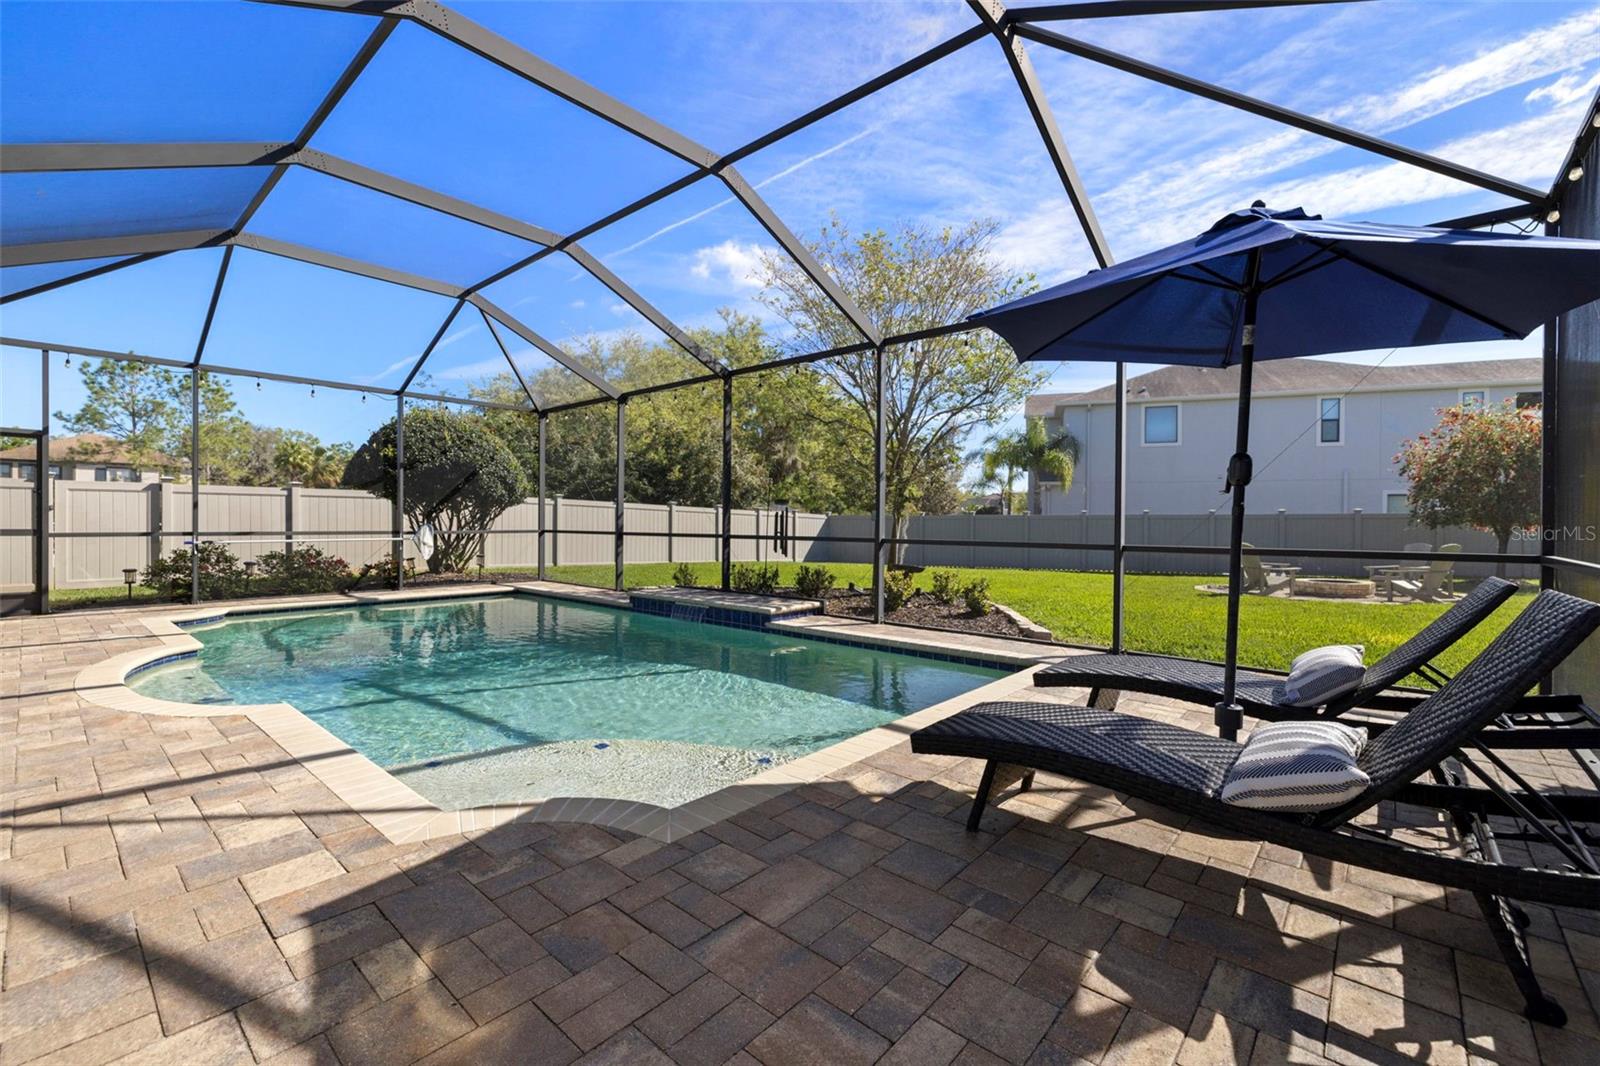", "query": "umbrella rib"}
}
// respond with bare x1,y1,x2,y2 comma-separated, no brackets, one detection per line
1258,246,1336,290
1316,242,1524,338
1182,263,1242,290
1013,272,1169,360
